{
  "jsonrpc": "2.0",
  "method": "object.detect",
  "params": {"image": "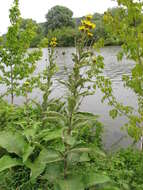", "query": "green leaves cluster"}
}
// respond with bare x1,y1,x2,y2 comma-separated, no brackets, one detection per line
101,0,143,145
45,5,75,32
